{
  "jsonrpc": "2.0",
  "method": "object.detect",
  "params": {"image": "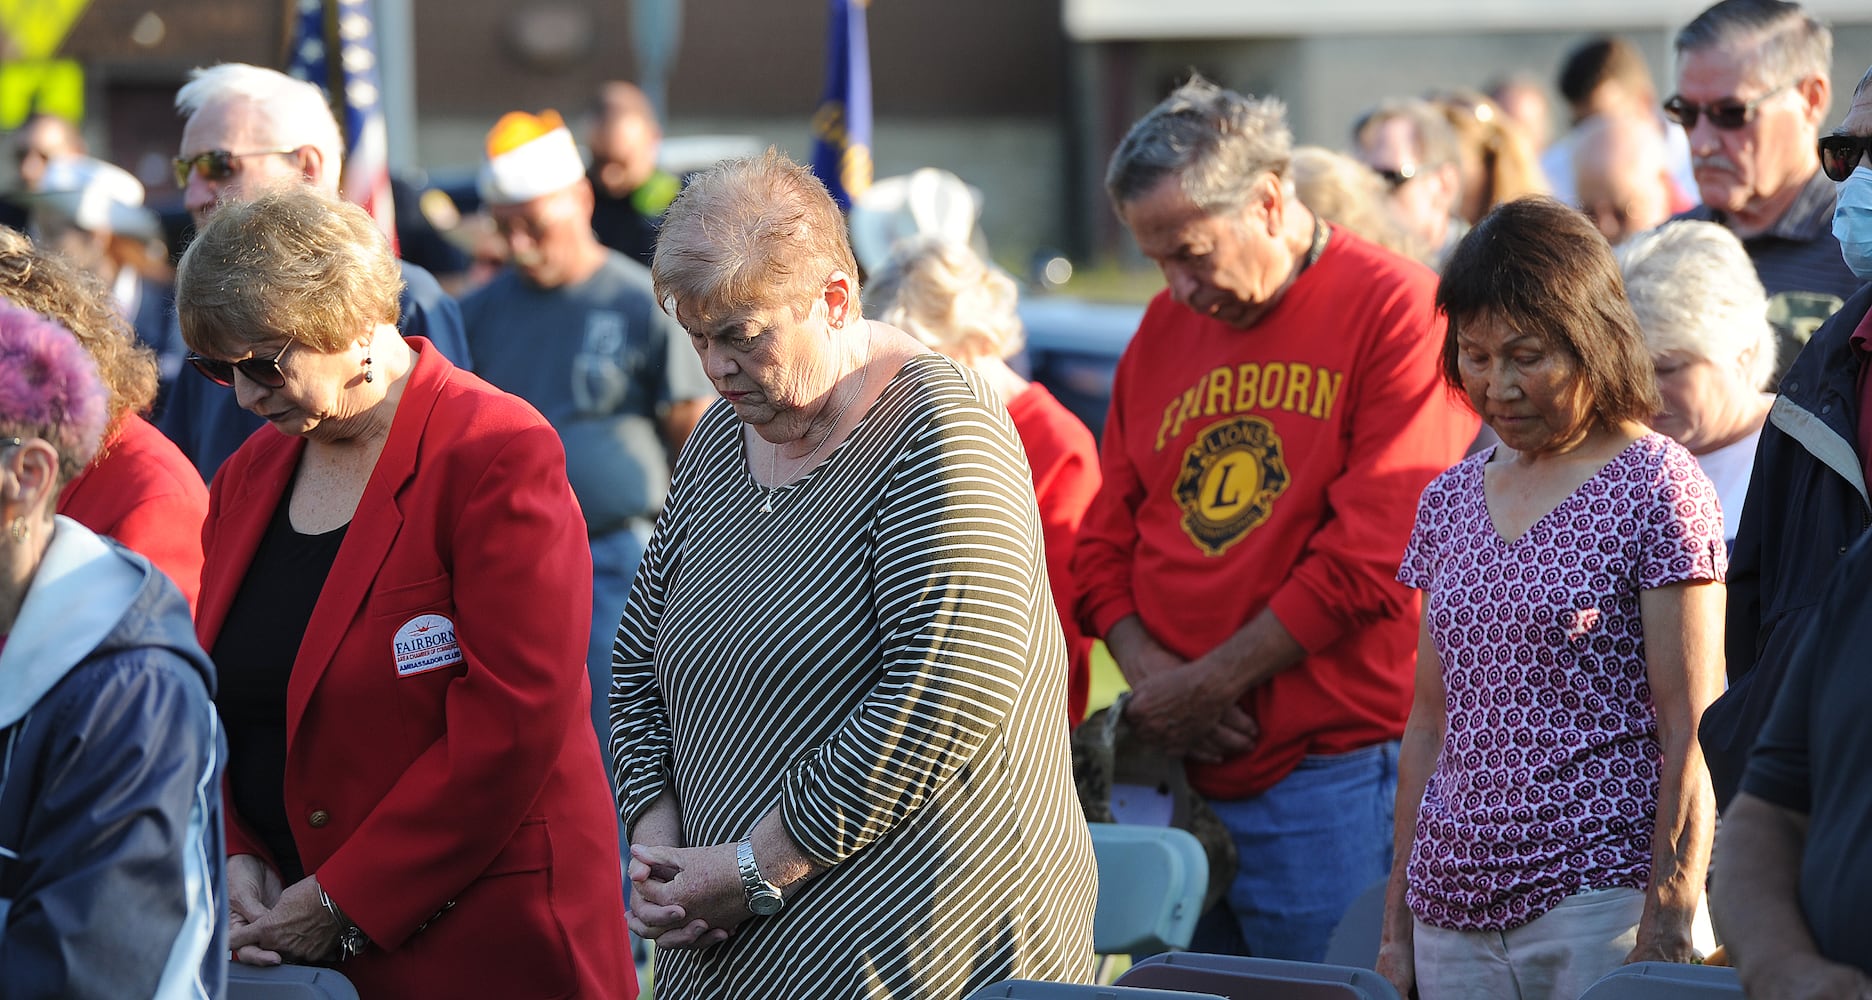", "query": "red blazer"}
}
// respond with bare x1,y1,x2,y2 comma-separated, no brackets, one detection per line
197,340,635,999
59,414,209,610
